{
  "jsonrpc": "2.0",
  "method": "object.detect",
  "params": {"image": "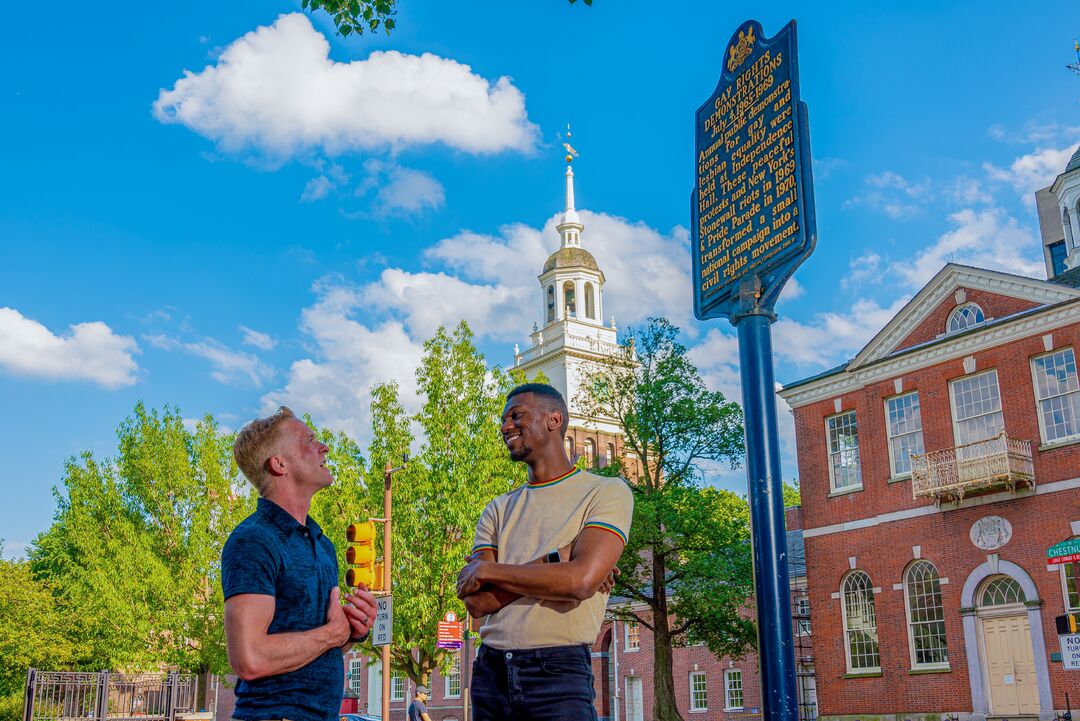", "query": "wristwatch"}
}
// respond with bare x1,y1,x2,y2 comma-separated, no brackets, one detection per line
545,549,561,564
